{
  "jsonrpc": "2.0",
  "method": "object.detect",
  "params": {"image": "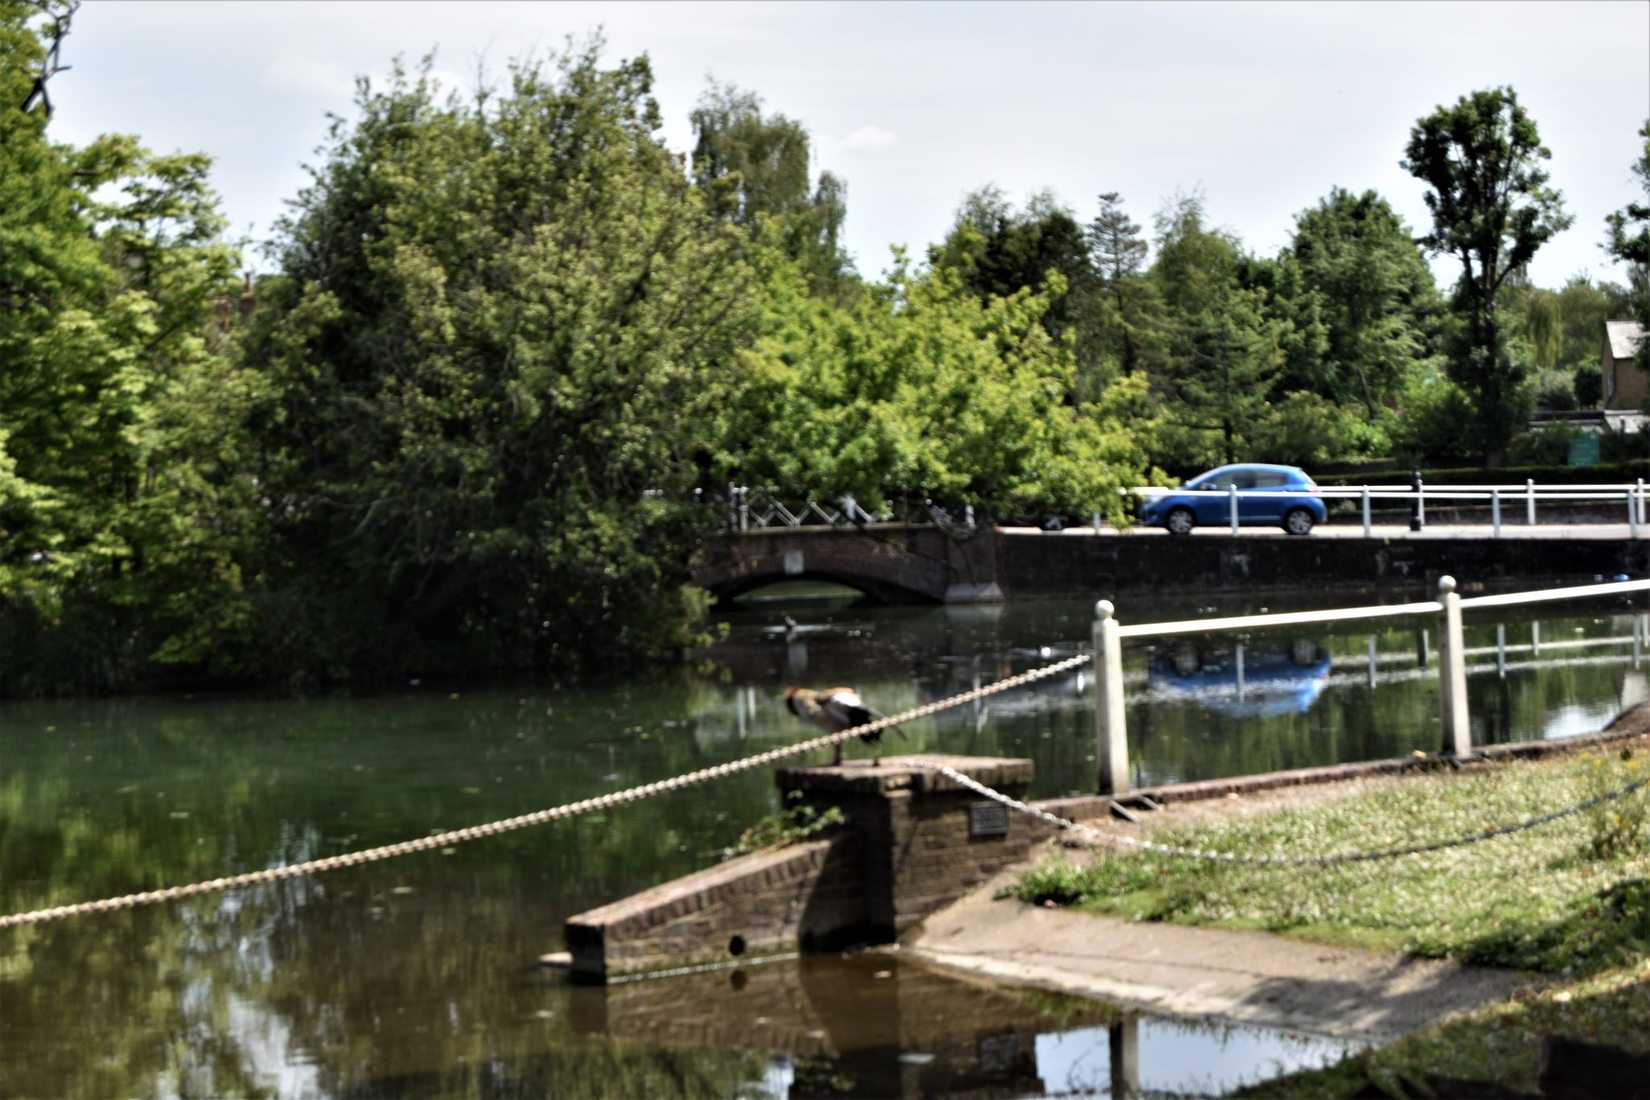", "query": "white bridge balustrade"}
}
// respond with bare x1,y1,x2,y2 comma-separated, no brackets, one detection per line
1089,576,1650,795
